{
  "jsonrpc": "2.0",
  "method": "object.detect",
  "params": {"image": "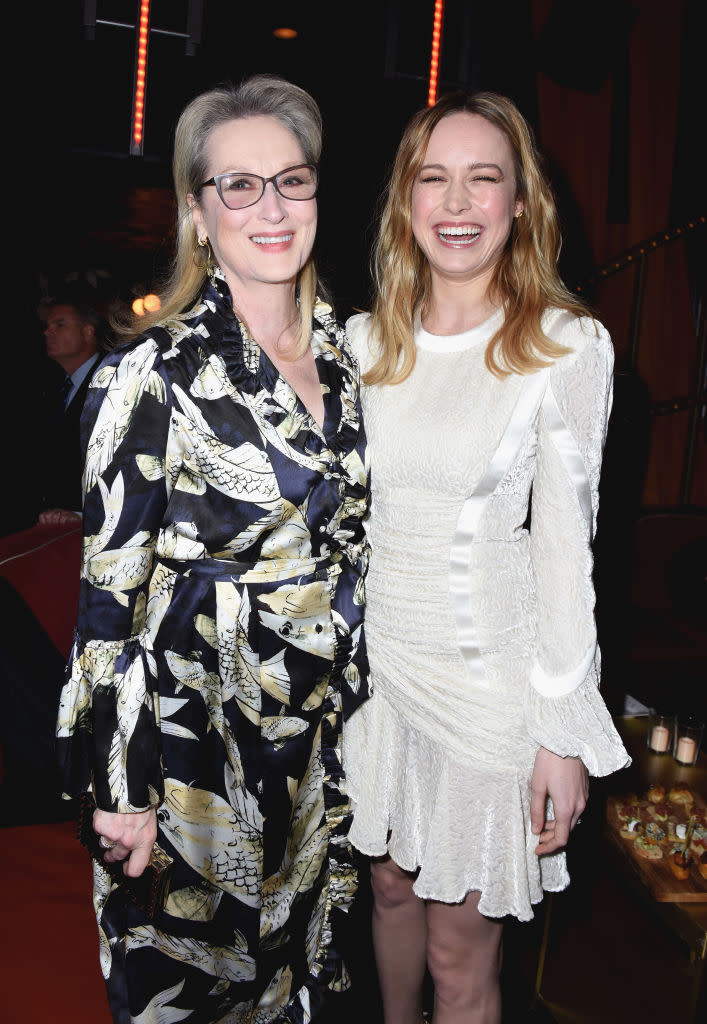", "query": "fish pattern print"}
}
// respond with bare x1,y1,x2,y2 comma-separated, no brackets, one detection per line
56,269,370,1024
